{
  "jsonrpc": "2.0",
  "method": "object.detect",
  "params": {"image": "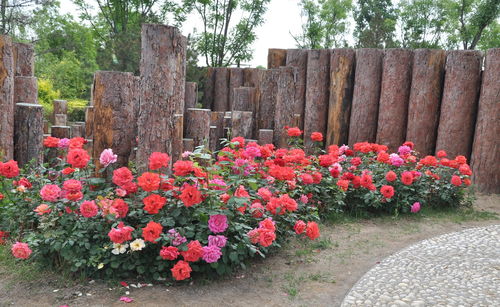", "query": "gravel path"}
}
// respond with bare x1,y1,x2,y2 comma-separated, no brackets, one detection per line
342,224,500,307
